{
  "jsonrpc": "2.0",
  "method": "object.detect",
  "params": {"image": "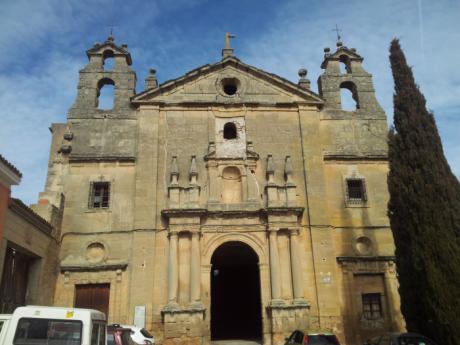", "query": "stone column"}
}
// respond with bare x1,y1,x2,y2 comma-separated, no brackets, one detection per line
289,229,305,301
190,231,202,307
167,232,179,307
269,229,283,303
